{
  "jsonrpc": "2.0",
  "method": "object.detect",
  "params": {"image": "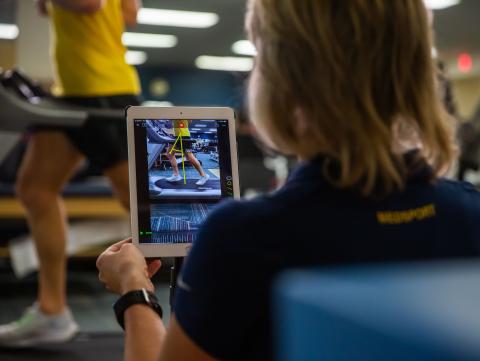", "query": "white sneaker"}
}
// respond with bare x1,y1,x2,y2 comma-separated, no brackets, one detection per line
166,175,182,183
196,174,210,186
0,304,79,347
